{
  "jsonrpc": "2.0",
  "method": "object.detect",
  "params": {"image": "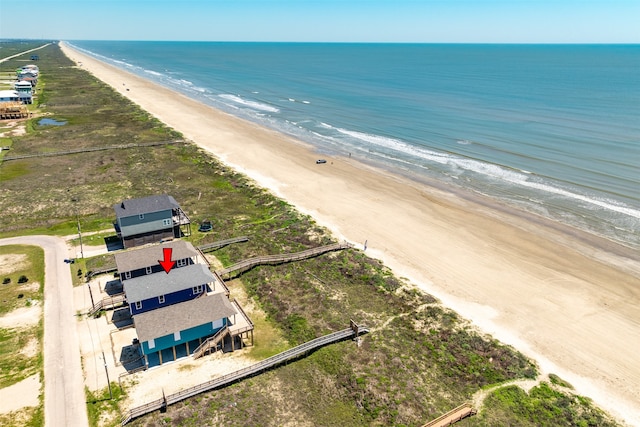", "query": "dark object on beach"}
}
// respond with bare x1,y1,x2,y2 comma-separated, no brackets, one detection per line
316,159,327,164
198,219,213,232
